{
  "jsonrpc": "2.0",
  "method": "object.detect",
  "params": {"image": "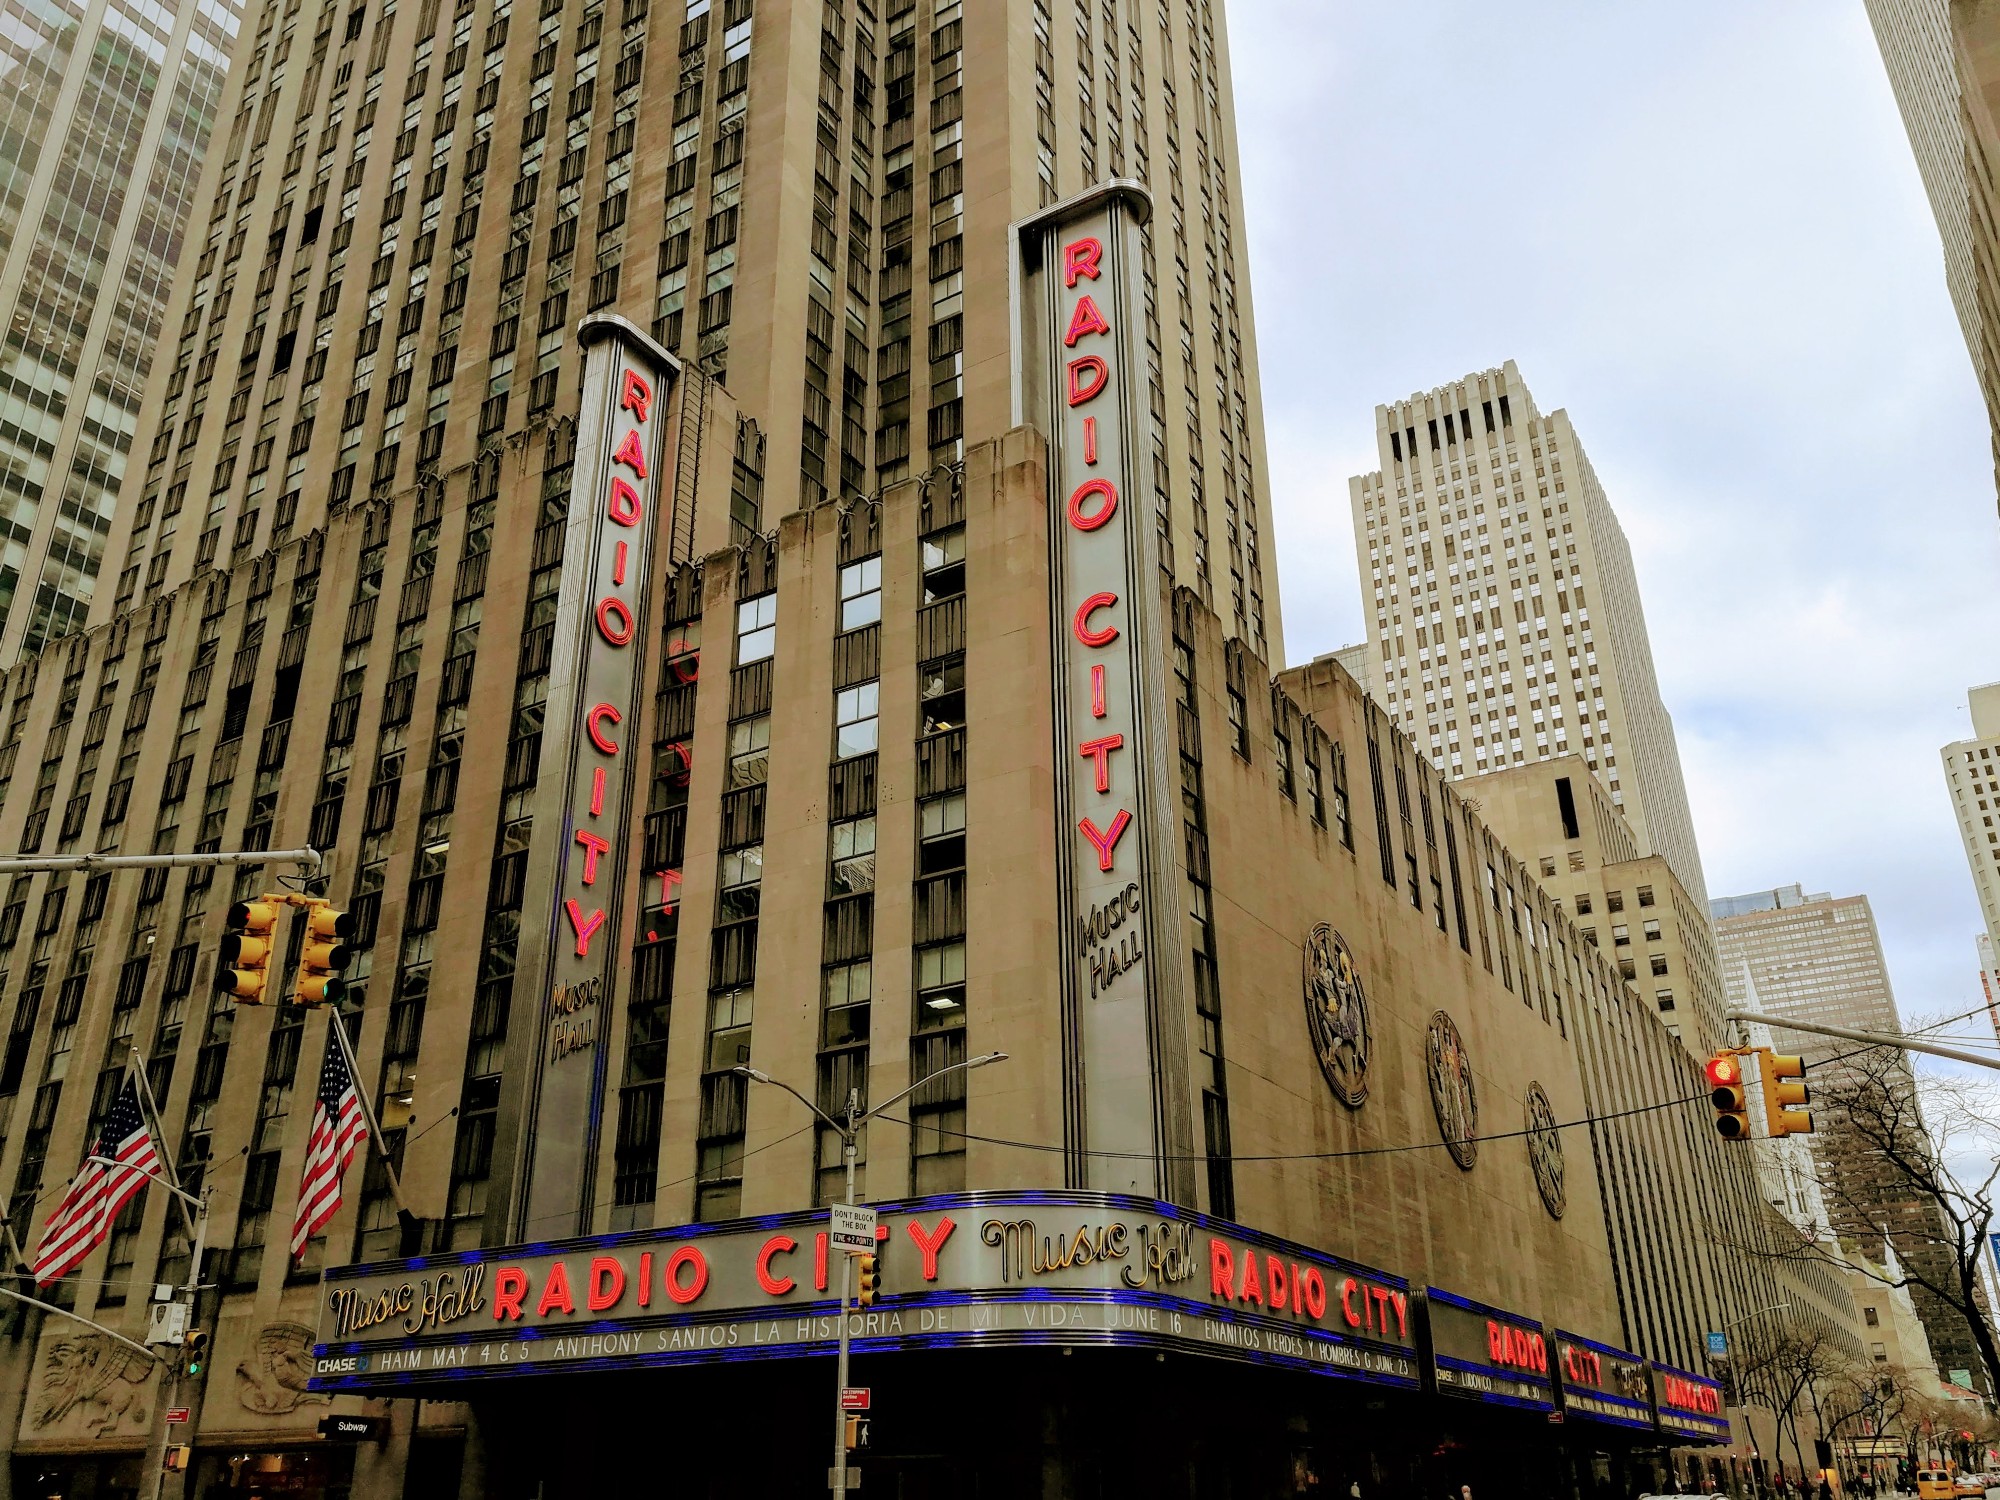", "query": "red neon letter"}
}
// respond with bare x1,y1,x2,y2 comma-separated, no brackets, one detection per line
612,428,649,478
1064,294,1110,347
596,596,634,646
1266,1257,1287,1312
591,767,606,816
663,1246,708,1304
536,1262,576,1317
815,1233,829,1292
1078,810,1133,872
638,1252,653,1308
1303,1268,1327,1320
1238,1253,1264,1307
1390,1290,1407,1338
1209,1239,1234,1299
906,1216,956,1281
574,829,611,885
1067,478,1118,531
586,1257,626,1311
1063,237,1103,287
1077,734,1125,793
1067,355,1108,406
493,1267,528,1321
564,899,606,957
587,702,622,754
1340,1277,1362,1328
1090,664,1107,718
620,369,653,421
608,477,643,526
756,1235,798,1296
1072,592,1120,647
